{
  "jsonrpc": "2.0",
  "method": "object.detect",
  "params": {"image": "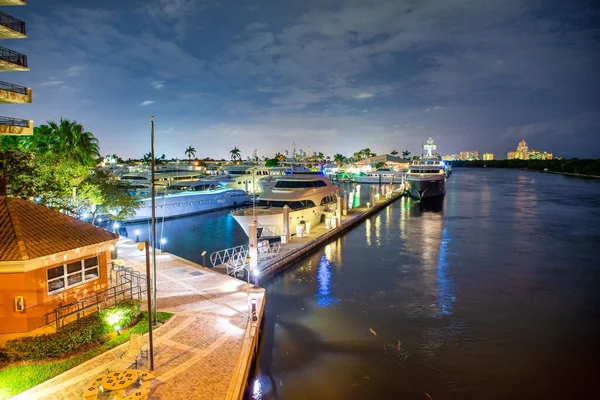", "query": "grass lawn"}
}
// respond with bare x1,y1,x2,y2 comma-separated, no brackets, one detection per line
0,311,172,400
